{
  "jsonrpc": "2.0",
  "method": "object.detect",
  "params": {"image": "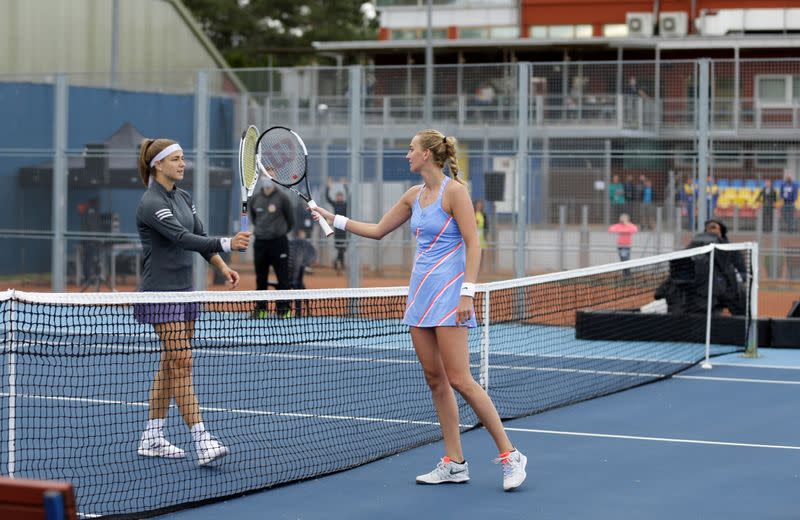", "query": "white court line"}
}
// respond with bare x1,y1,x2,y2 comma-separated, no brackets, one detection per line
504,427,800,451
10,343,676,380
13,337,712,366
0,392,456,428
711,362,800,371
674,374,800,385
